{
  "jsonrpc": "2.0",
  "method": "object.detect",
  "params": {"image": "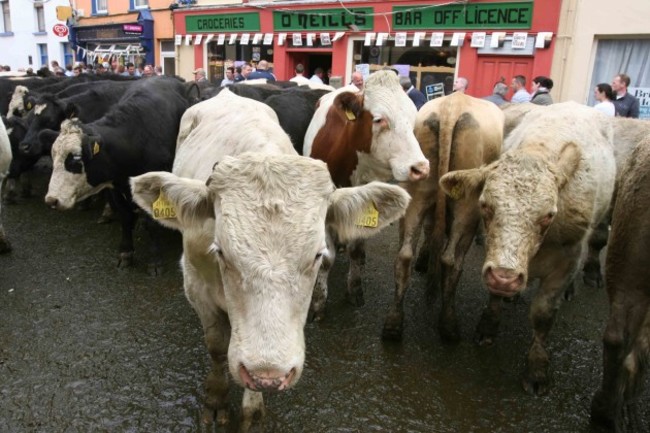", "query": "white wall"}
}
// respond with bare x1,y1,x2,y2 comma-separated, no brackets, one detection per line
0,0,72,71
552,0,650,103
